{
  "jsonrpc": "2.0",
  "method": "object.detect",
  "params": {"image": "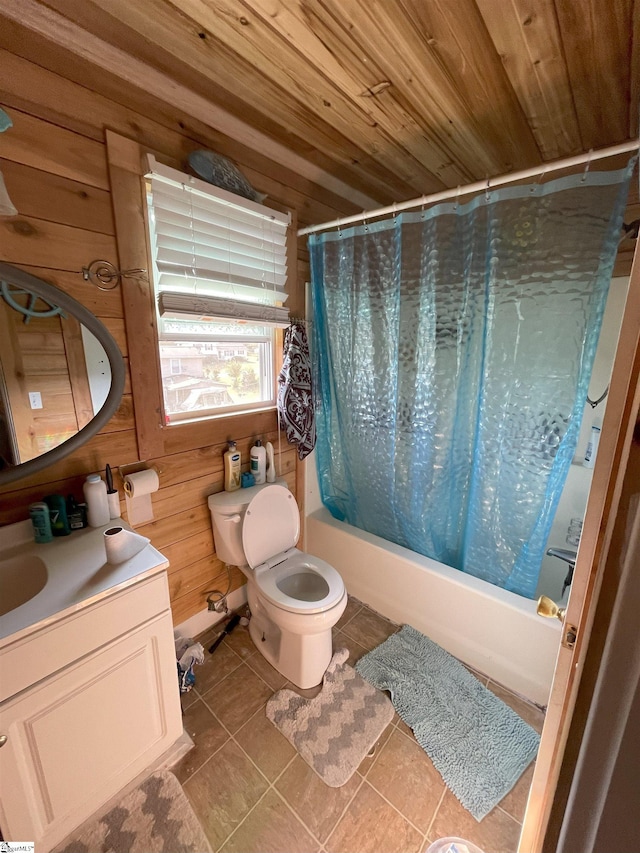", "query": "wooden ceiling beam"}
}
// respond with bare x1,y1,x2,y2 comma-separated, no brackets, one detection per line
0,0,381,209
39,0,420,202
0,46,363,226
109,0,448,193
0,0,634,212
